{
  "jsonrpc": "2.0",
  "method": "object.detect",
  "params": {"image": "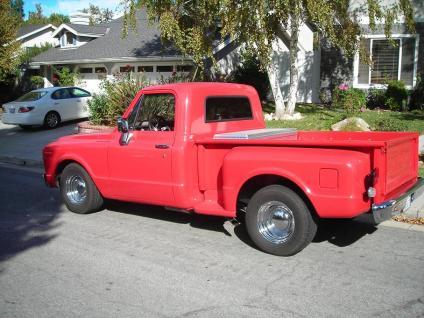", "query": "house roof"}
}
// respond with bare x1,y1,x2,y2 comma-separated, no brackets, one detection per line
51,23,108,38
31,11,182,65
17,24,57,40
